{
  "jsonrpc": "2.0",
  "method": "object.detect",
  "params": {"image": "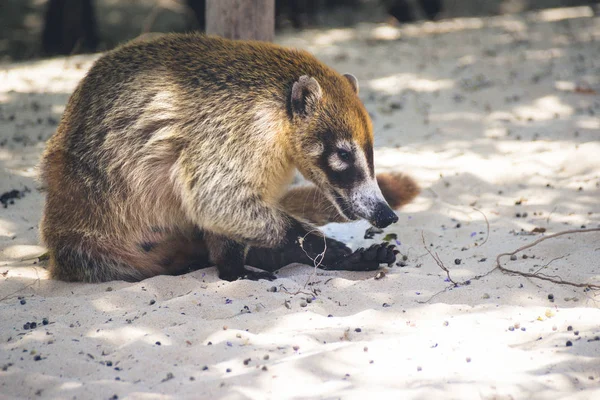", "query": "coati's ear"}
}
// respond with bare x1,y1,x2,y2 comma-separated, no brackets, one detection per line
291,75,322,118
343,73,359,95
